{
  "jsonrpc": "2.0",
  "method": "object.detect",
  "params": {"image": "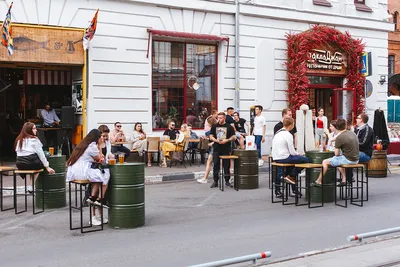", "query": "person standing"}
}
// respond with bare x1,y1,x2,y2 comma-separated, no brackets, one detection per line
315,107,328,147
252,105,267,167
209,112,236,188
110,122,131,161
41,103,61,148
15,122,55,193
314,118,359,186
226,107,235,124
204,110,218,137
